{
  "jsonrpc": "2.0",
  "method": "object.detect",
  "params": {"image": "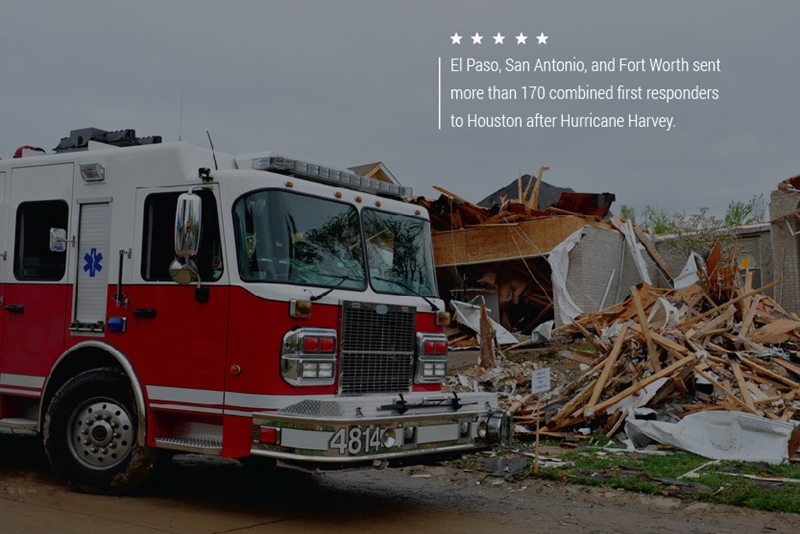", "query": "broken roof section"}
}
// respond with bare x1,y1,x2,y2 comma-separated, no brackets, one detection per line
416,175,617,267
412,168,659,340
